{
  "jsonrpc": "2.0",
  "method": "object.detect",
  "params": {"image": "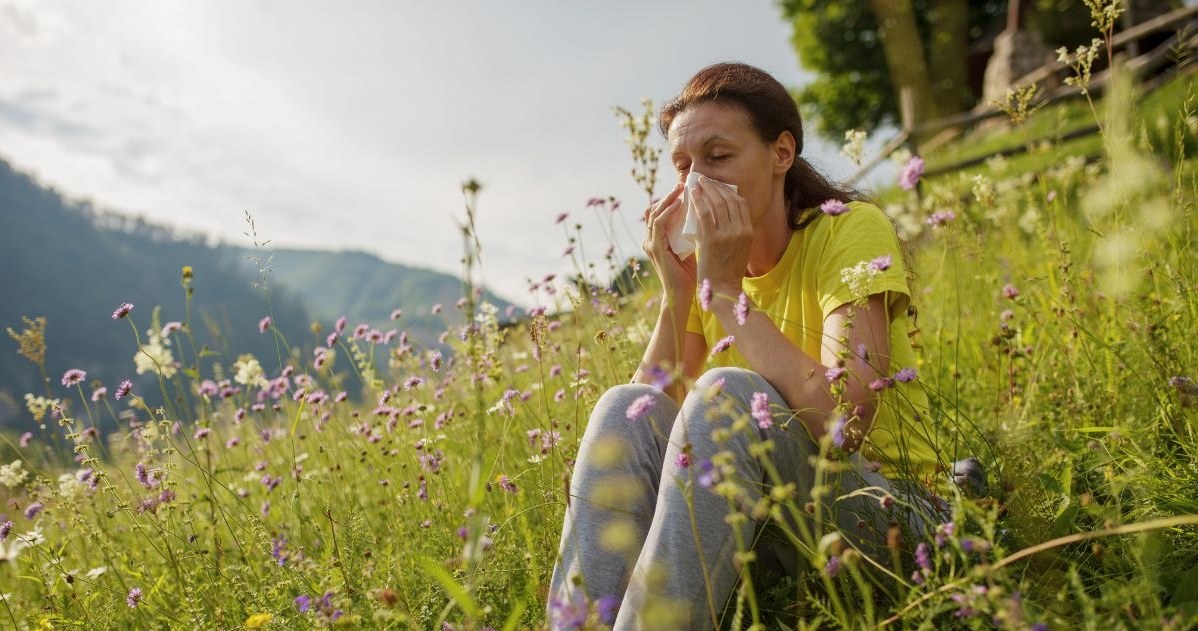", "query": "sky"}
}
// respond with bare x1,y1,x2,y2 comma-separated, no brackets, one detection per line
0,0,896,307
